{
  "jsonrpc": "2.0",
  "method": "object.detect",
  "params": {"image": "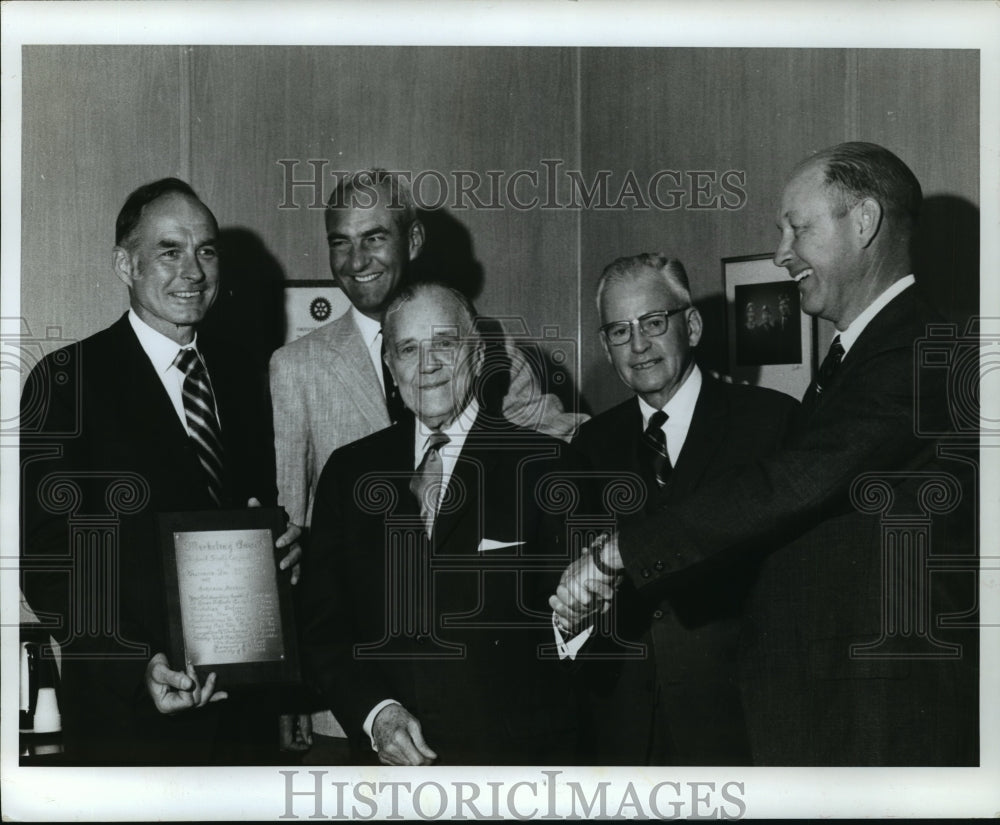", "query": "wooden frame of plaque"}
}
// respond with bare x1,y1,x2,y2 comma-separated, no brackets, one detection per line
159,508,300,687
